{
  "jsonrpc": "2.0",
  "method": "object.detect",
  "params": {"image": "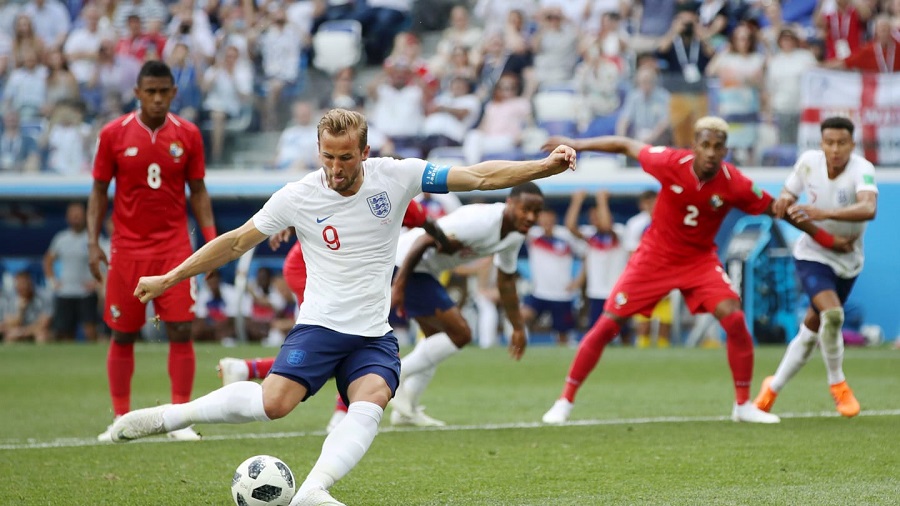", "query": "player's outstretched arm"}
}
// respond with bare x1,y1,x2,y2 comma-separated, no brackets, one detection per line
87,180,110,282
787,191,877,223
391,233,438,316
497,270,526,360
134,219,268,303
445,145,576,192
765,202,854,253
542,135,646,160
